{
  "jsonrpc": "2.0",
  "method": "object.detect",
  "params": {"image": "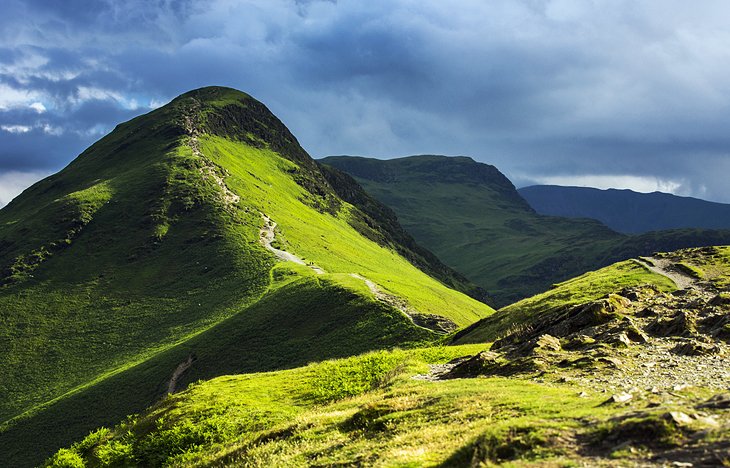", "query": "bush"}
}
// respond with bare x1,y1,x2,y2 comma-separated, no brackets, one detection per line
44,449,85,468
